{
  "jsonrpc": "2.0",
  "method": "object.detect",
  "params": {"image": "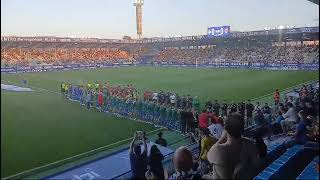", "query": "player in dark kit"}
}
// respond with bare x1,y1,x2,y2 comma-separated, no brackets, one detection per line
221,100,228,117
212,100,220,116
238,102,245,118
205,100,213,111
230,102,237,114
